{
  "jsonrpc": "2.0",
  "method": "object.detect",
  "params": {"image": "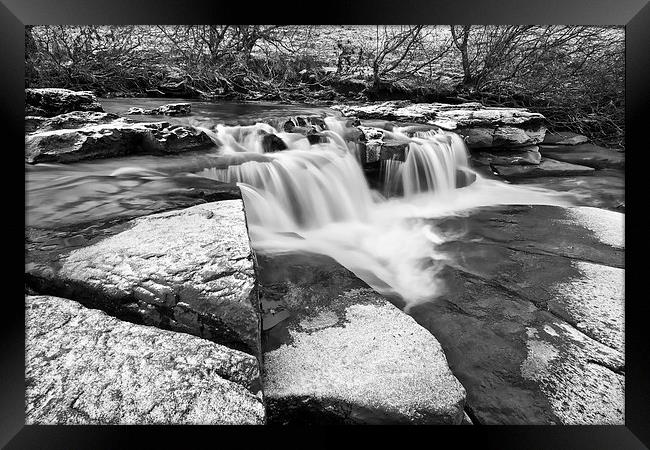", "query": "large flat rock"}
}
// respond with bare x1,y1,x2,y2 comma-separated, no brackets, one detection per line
333,101,546,149
493,157,595,178
26,121,215,164
25,200,261,357
26,295,264,425
409,205,624,424
26,111,122,133
258,253,466,425
539,143,625,169
542,131,589,146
